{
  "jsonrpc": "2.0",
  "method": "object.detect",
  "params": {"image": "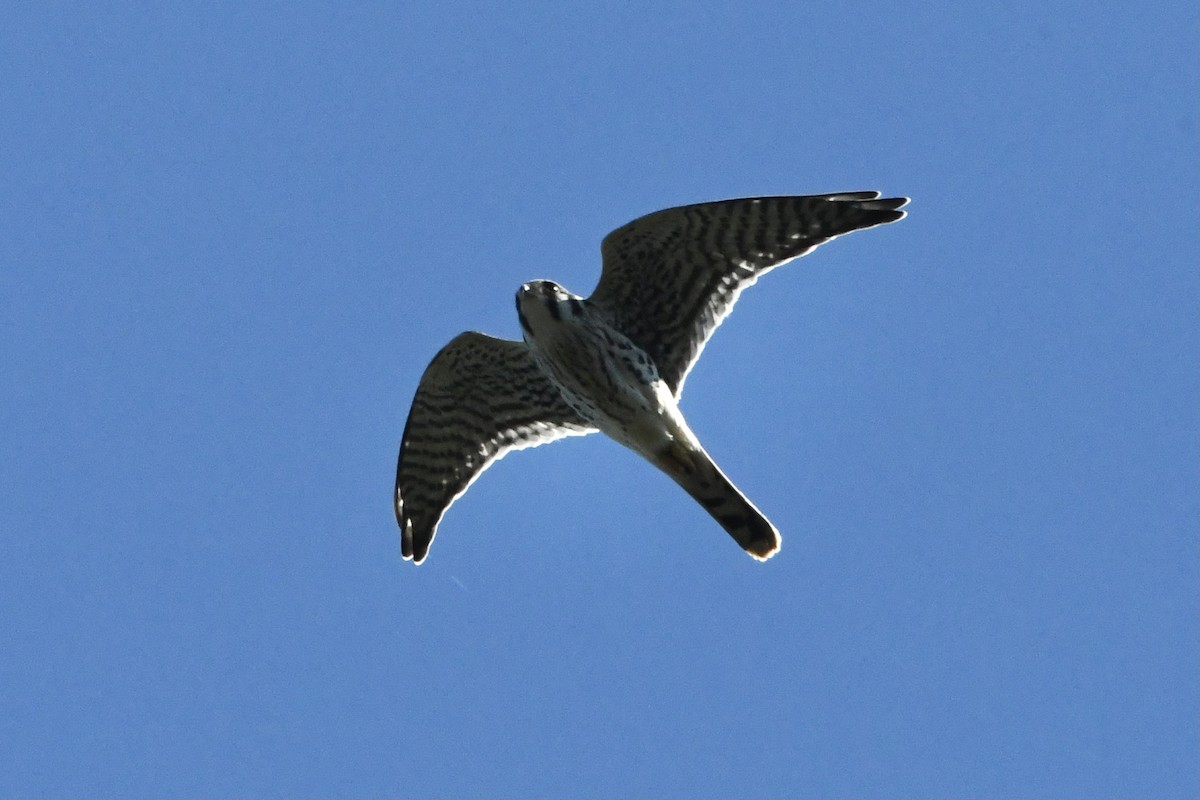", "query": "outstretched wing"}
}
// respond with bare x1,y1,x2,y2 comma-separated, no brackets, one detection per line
589,192,908,396
394,331,596,564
